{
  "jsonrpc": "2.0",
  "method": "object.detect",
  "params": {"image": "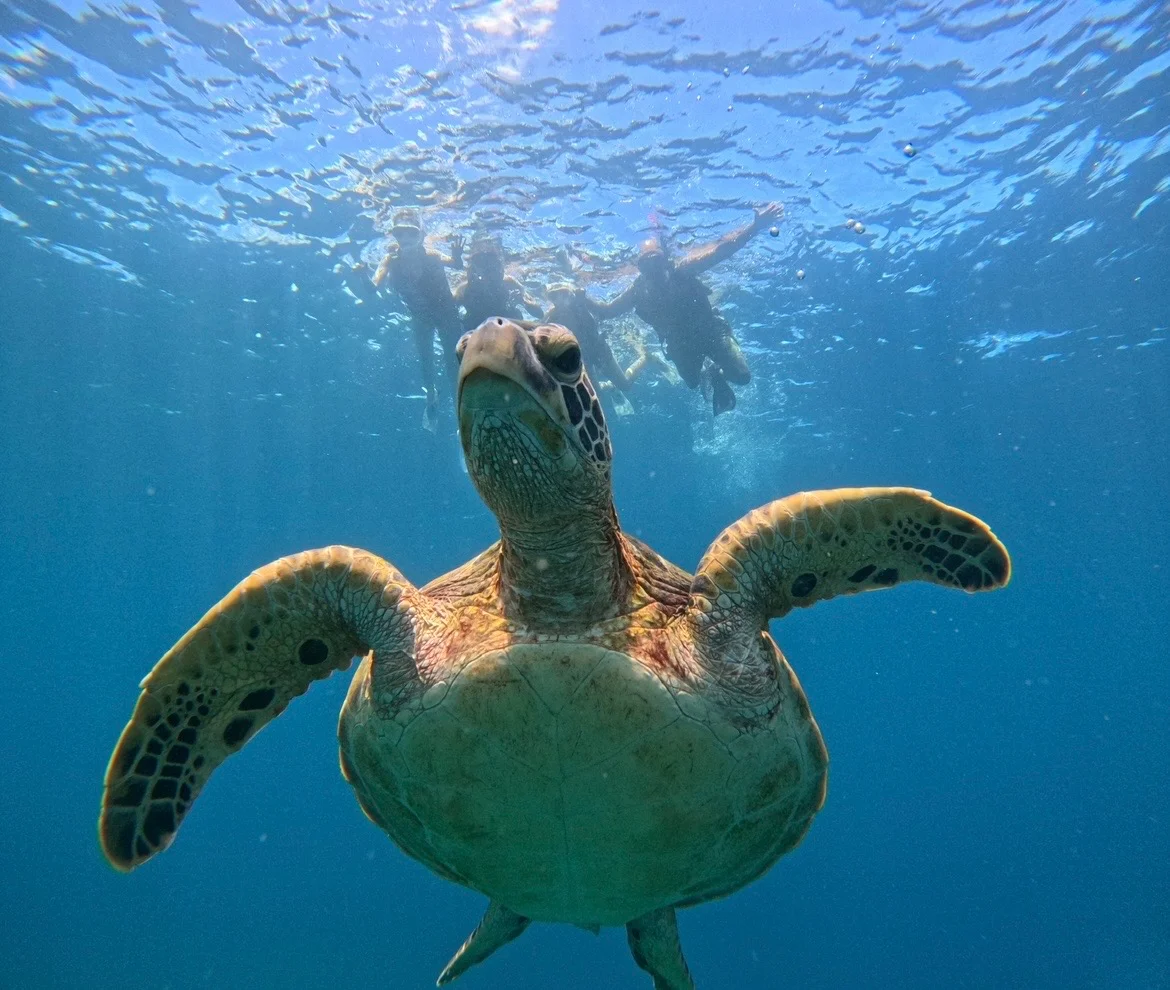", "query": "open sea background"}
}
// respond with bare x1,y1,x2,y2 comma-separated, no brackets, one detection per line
1,0,1167,987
